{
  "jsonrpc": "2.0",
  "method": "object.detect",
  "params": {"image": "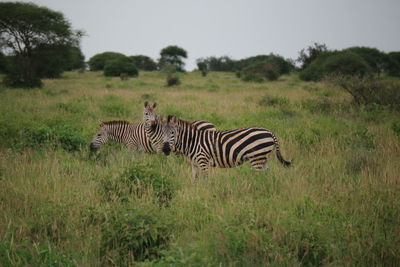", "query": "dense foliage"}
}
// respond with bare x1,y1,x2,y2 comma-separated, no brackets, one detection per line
299,51,372,81
196,56,237,72
159,45,187,72
88,52,127,71
103,58,138,77
129,55,158,71
0,2,83,87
